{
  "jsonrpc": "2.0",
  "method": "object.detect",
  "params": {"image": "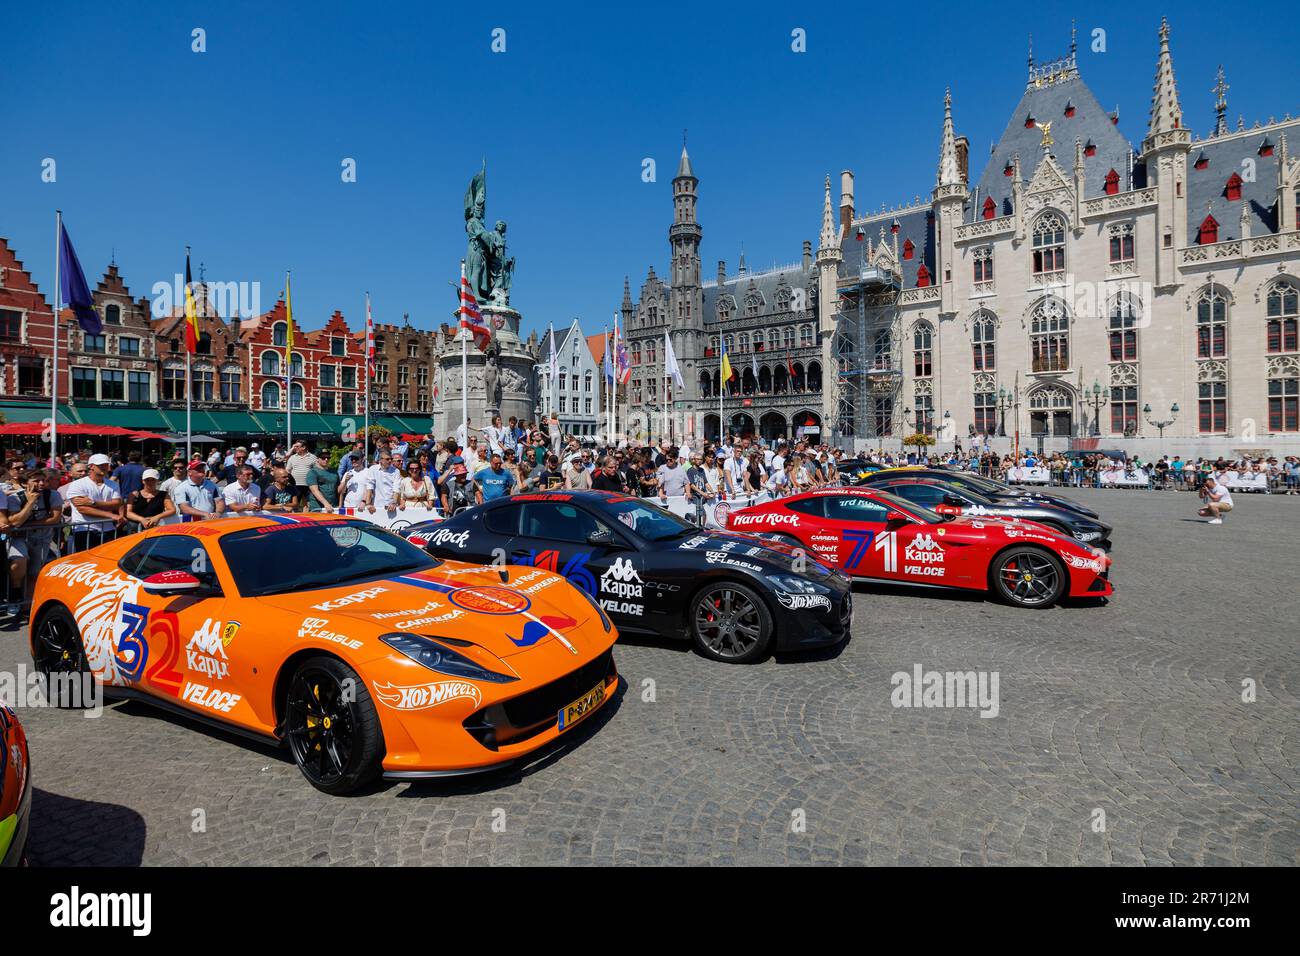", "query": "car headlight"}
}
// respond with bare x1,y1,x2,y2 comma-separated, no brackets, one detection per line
573,585,612,632
380,633,517,683
769,574,830,595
